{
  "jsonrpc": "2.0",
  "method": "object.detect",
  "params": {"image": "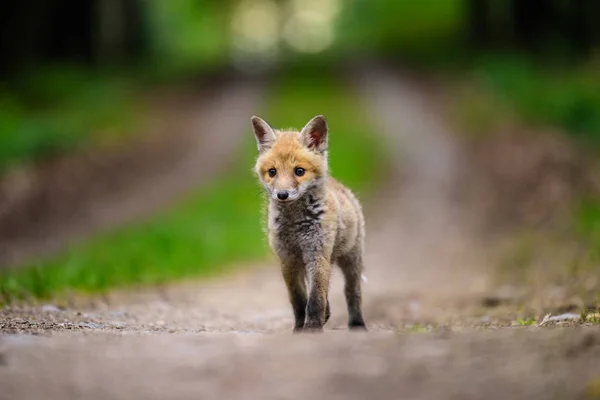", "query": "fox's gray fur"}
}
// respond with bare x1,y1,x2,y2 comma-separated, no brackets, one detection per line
251,115,367,333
